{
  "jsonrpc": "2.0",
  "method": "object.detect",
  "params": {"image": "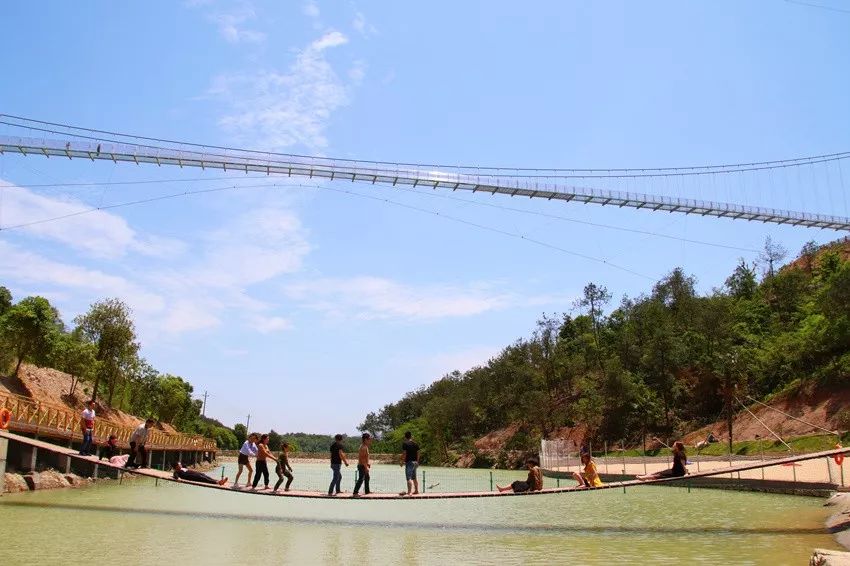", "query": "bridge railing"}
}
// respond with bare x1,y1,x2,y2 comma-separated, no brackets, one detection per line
0,390,216,452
